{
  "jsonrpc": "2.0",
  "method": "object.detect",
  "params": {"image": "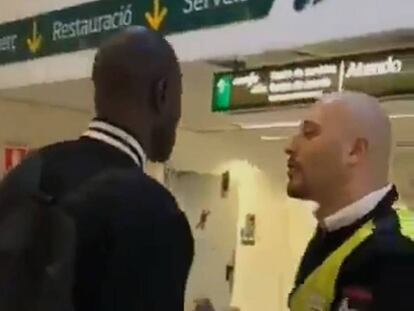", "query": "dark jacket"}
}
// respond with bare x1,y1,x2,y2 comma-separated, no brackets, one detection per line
34,121,194,311
291,186,414,310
